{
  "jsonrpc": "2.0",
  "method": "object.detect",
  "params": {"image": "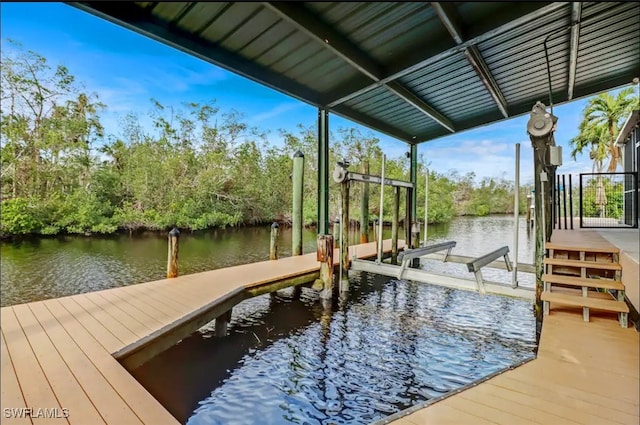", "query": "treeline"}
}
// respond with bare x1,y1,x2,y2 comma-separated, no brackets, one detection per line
0,41,529,238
